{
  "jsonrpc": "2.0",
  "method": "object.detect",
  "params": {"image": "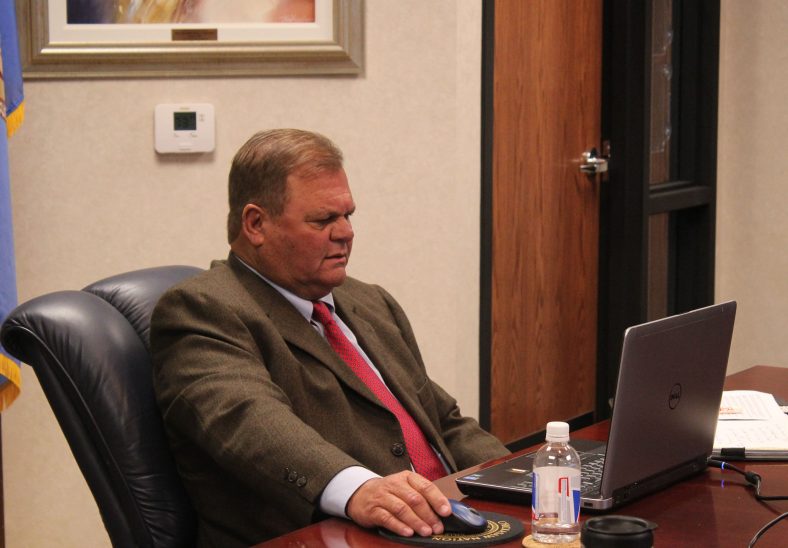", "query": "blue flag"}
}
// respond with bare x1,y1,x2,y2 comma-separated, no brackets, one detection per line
0,0,24,410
